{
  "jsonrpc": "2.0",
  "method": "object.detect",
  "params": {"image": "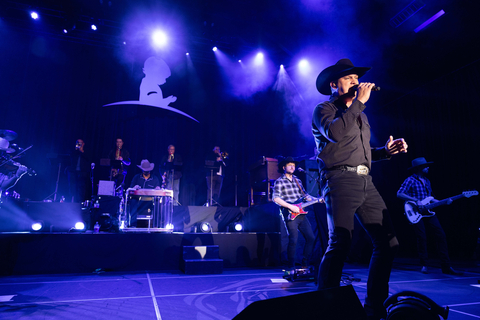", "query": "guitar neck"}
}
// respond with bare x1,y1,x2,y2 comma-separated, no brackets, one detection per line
299,199,319,209
425,194,465,210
